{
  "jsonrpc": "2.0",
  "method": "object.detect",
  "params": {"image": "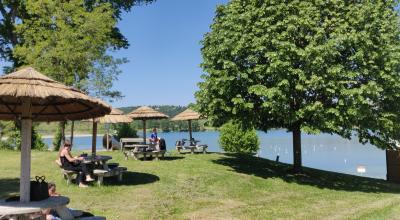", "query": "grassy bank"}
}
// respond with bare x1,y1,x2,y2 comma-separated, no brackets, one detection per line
1,150,400,219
